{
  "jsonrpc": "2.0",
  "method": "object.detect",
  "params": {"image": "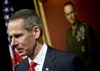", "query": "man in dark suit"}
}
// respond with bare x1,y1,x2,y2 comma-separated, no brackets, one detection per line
7,9,87,71
63,1,99,71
